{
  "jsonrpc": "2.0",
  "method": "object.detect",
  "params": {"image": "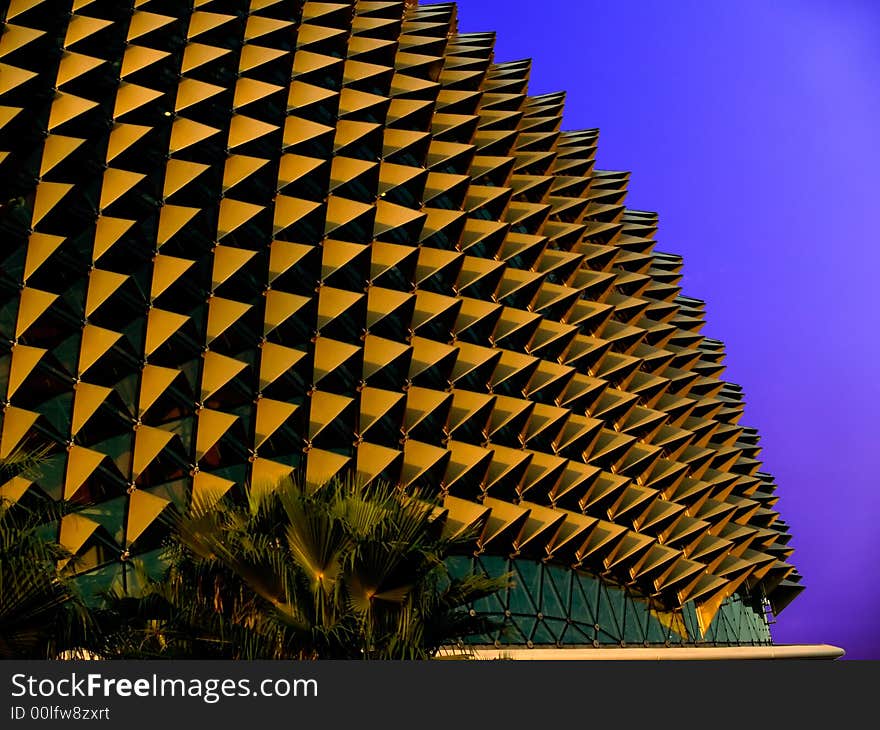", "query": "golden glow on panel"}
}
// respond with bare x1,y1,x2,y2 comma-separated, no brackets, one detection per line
0,0,801,640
